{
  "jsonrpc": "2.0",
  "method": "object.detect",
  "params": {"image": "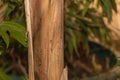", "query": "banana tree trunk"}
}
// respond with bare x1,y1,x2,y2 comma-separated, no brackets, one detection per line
24,0,64,80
